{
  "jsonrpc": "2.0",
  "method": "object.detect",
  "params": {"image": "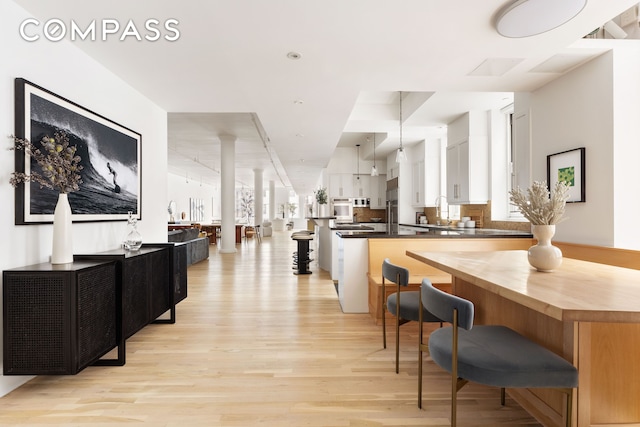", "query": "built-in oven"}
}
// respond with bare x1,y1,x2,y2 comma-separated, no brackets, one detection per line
331,198,353,223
